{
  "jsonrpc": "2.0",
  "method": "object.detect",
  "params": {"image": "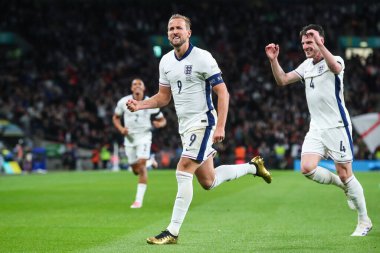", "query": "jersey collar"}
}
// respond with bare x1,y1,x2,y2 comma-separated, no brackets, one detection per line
174,43,194,61
313,57,324,65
